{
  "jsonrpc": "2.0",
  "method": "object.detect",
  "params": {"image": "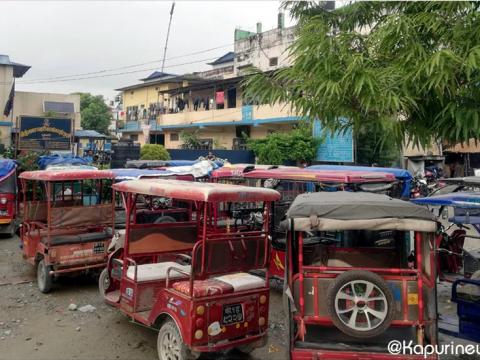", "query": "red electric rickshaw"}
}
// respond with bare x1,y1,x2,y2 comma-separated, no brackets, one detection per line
19,169,115,293
0,159,18,236
243,168,397,280
101,179,281,360
284,192,438,360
